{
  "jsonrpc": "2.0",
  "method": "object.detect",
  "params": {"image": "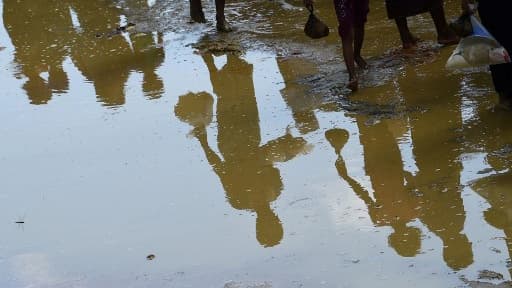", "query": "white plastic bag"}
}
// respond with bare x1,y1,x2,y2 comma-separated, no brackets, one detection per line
446,16,510,70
